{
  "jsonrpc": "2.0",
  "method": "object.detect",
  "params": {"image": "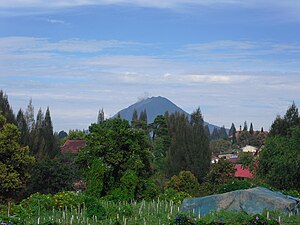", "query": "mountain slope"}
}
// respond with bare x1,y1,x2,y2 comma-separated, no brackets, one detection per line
115,96,219,132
